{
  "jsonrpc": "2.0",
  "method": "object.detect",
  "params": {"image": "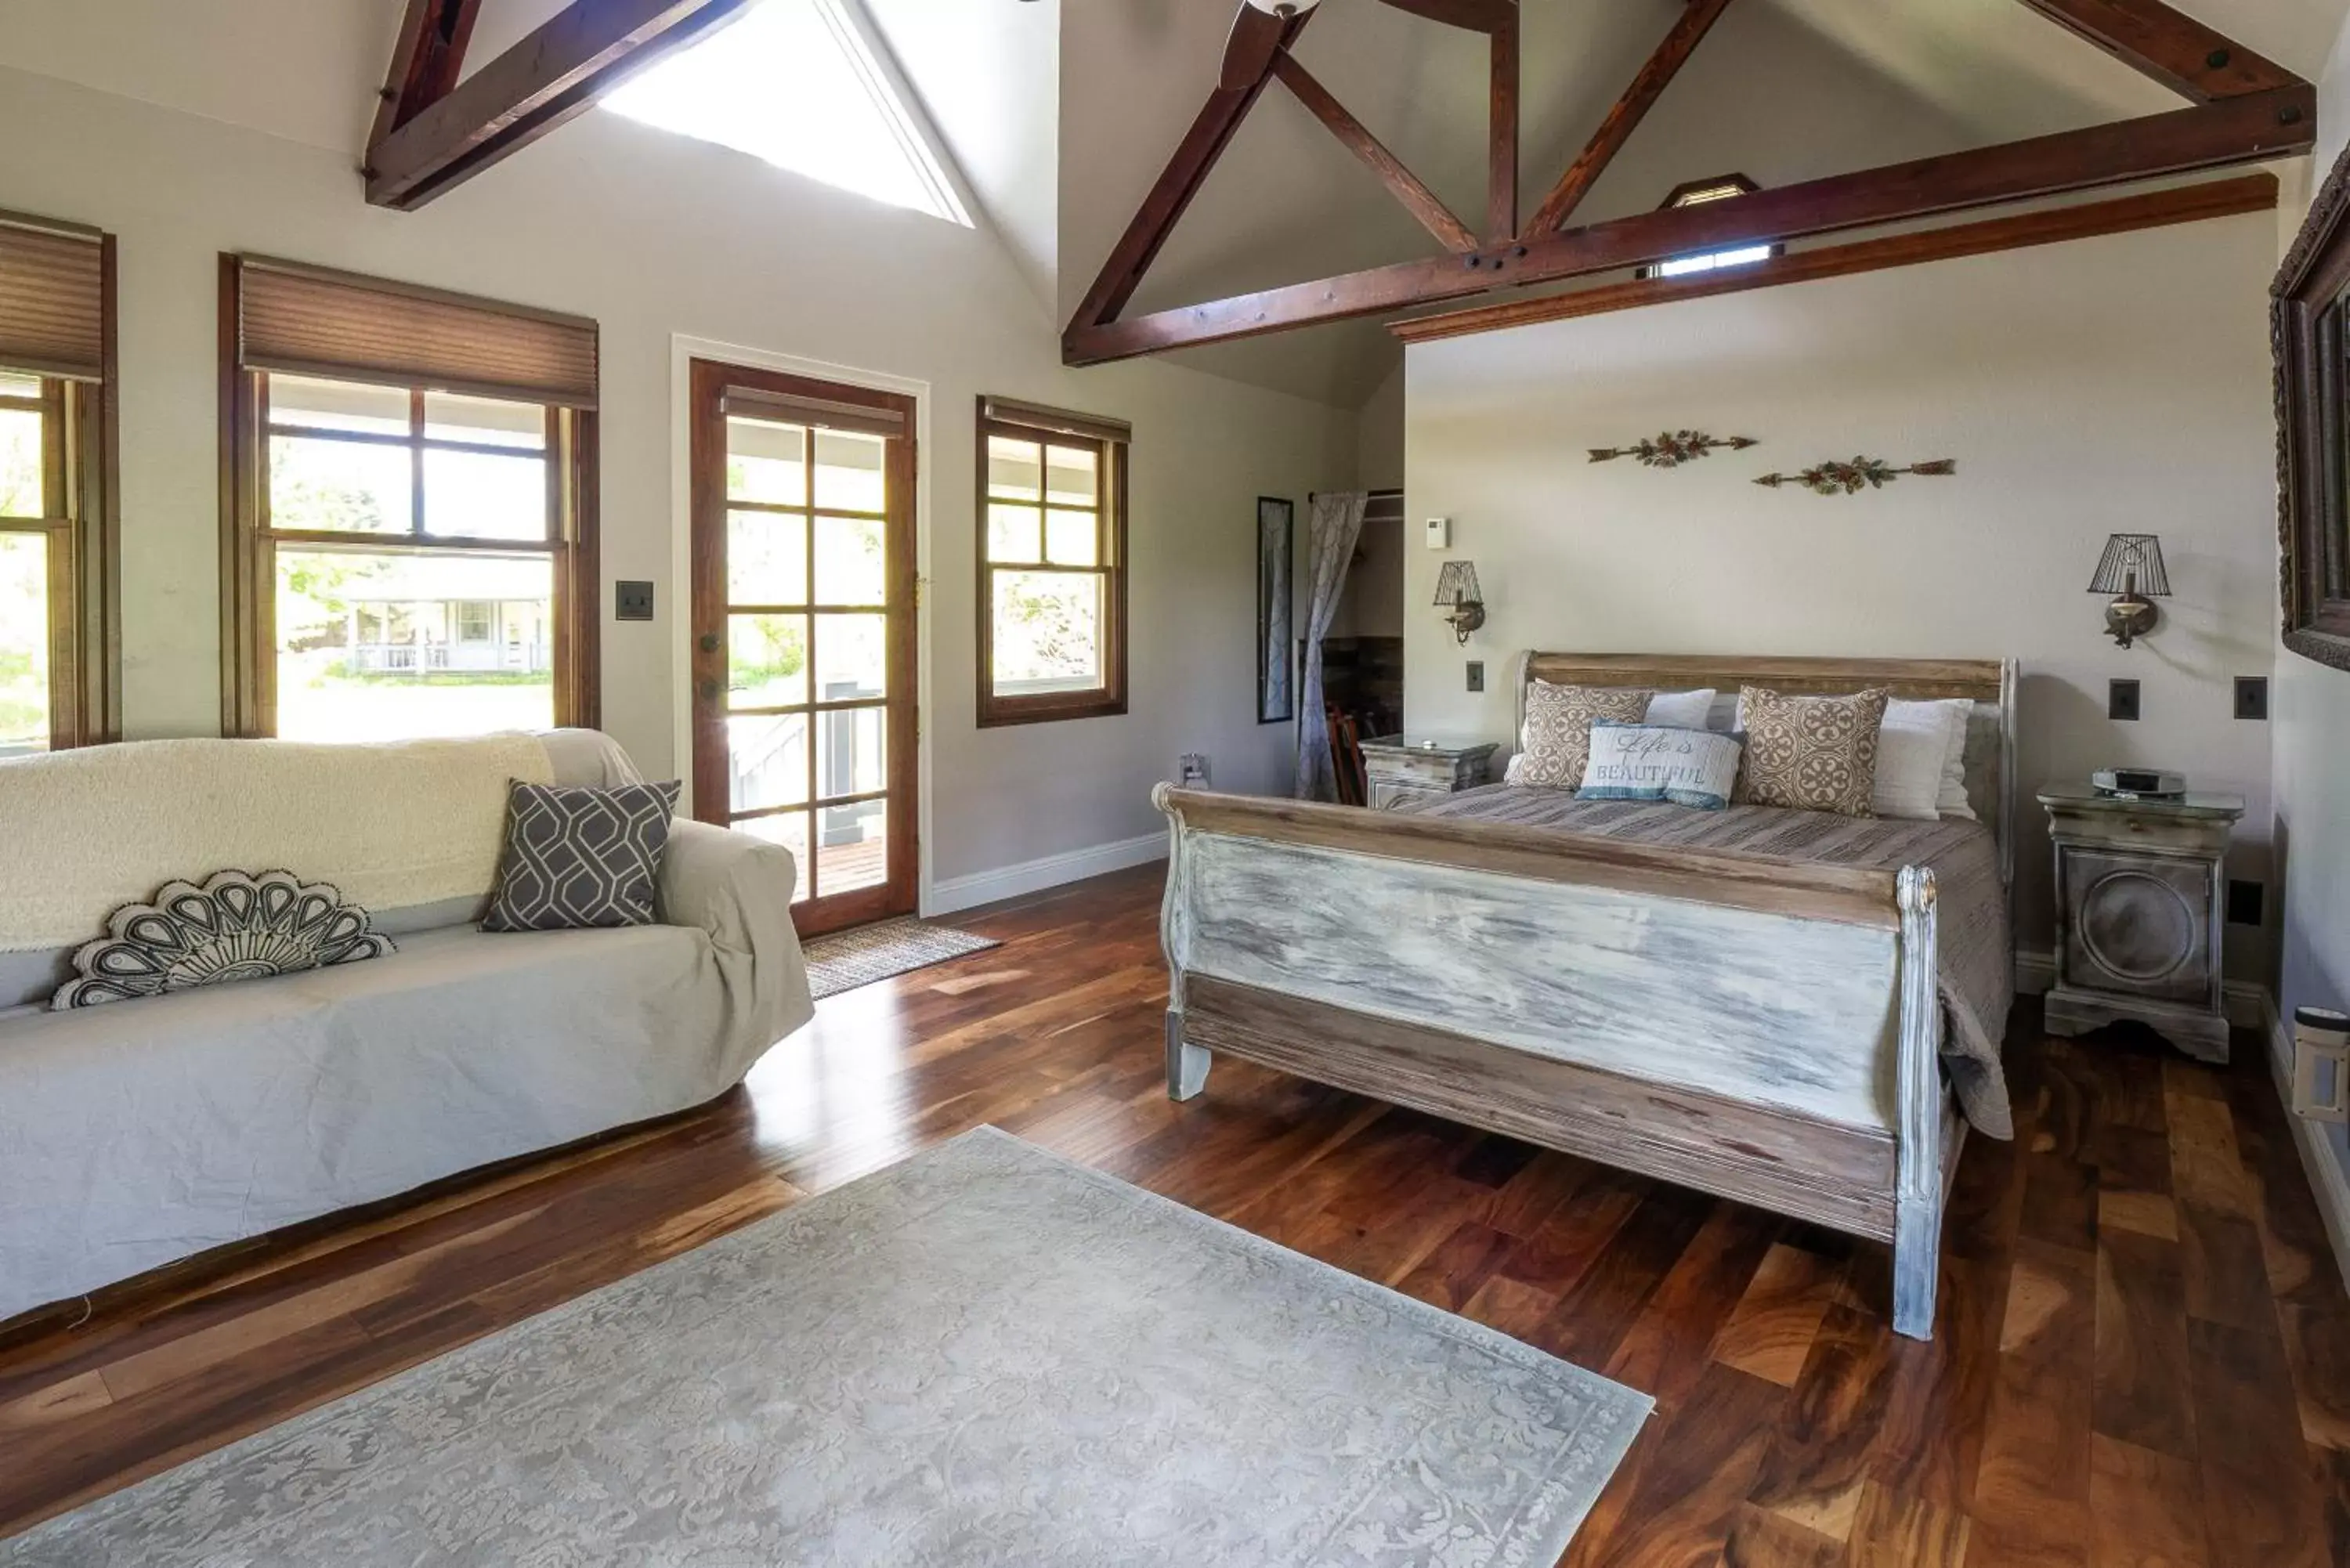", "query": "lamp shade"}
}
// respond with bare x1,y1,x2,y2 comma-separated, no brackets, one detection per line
1434,560,1482,608
2088,533,2170,597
